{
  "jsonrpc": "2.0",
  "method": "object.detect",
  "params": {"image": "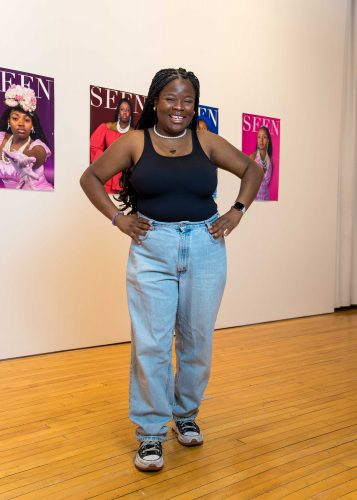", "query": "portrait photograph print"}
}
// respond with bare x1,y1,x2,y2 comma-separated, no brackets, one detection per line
242,112,280,201
90,85,146,195
197,104,219,134
0,67,55,191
